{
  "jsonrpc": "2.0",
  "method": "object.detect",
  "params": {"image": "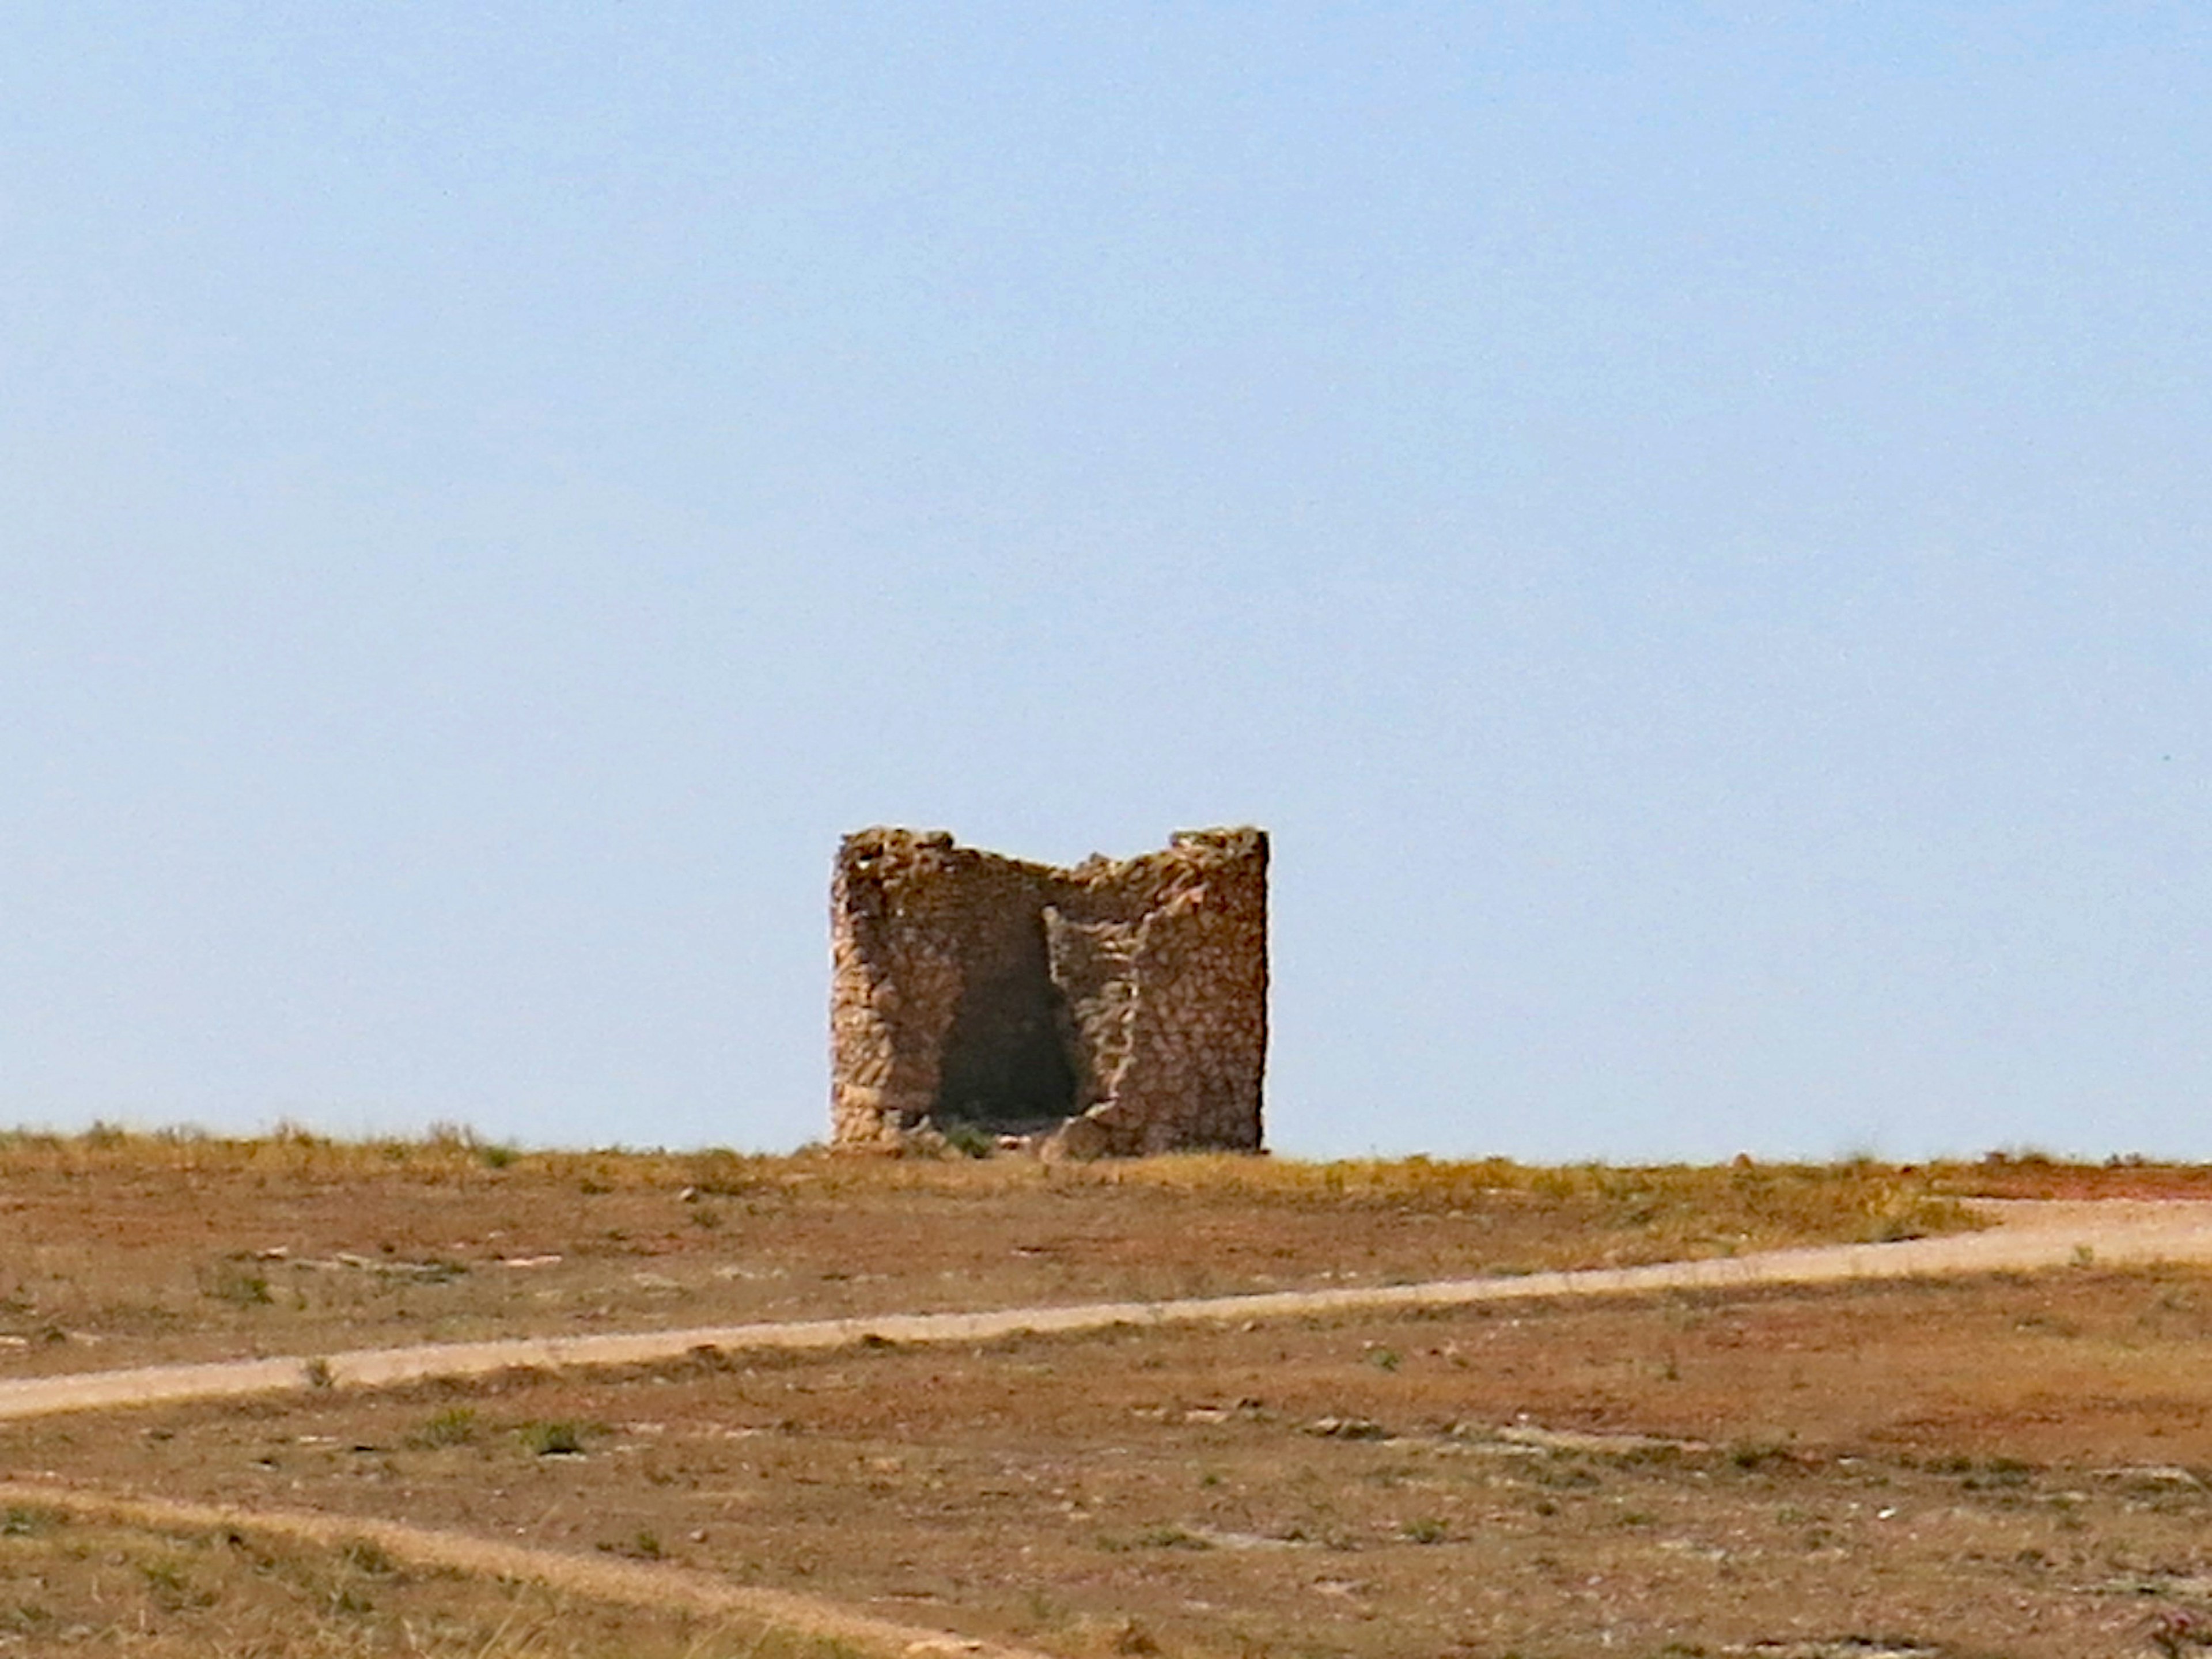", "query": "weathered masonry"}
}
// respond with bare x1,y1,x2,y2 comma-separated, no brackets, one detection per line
829,827,1269,1156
